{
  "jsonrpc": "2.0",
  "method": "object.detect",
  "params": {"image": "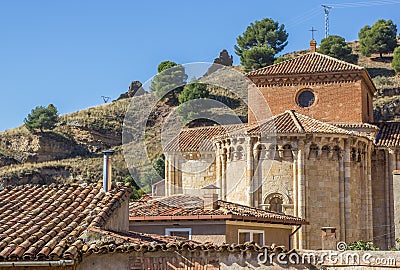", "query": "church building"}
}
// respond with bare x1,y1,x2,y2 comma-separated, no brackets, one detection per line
163,41,399,250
